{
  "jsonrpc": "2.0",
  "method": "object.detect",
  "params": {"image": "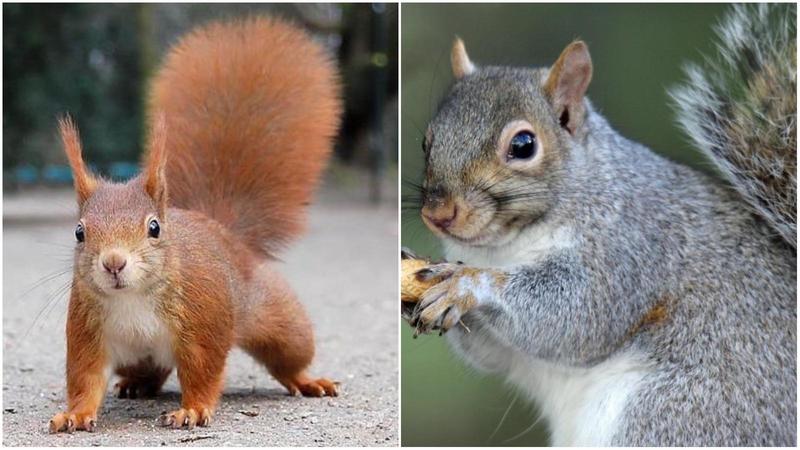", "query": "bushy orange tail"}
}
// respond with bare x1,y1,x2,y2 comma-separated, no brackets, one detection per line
146,17,341,256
